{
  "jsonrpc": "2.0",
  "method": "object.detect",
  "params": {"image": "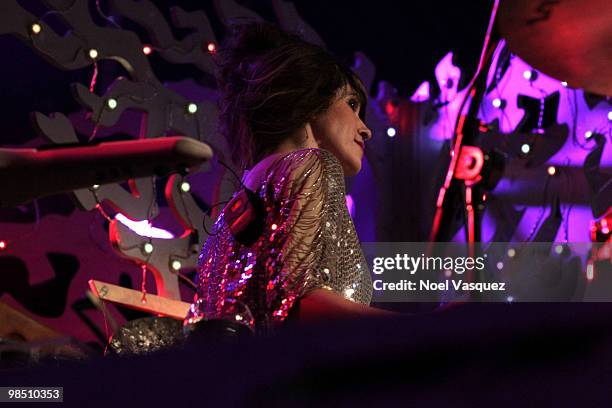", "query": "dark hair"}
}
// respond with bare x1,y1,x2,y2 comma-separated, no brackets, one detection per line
216,22,367,170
